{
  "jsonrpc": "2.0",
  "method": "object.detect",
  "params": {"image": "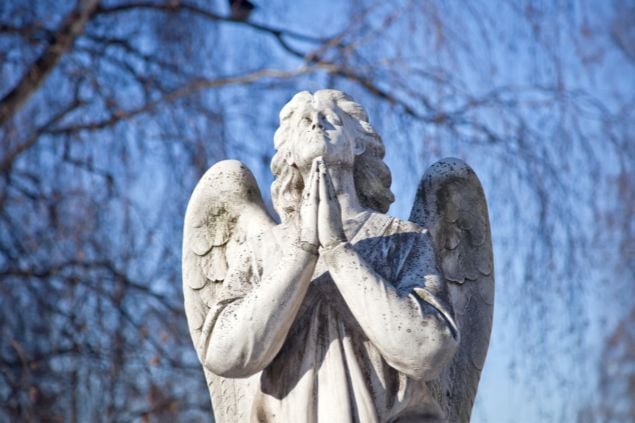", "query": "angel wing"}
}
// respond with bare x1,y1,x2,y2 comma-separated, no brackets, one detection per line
182,160,275,423
409,157,494,423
